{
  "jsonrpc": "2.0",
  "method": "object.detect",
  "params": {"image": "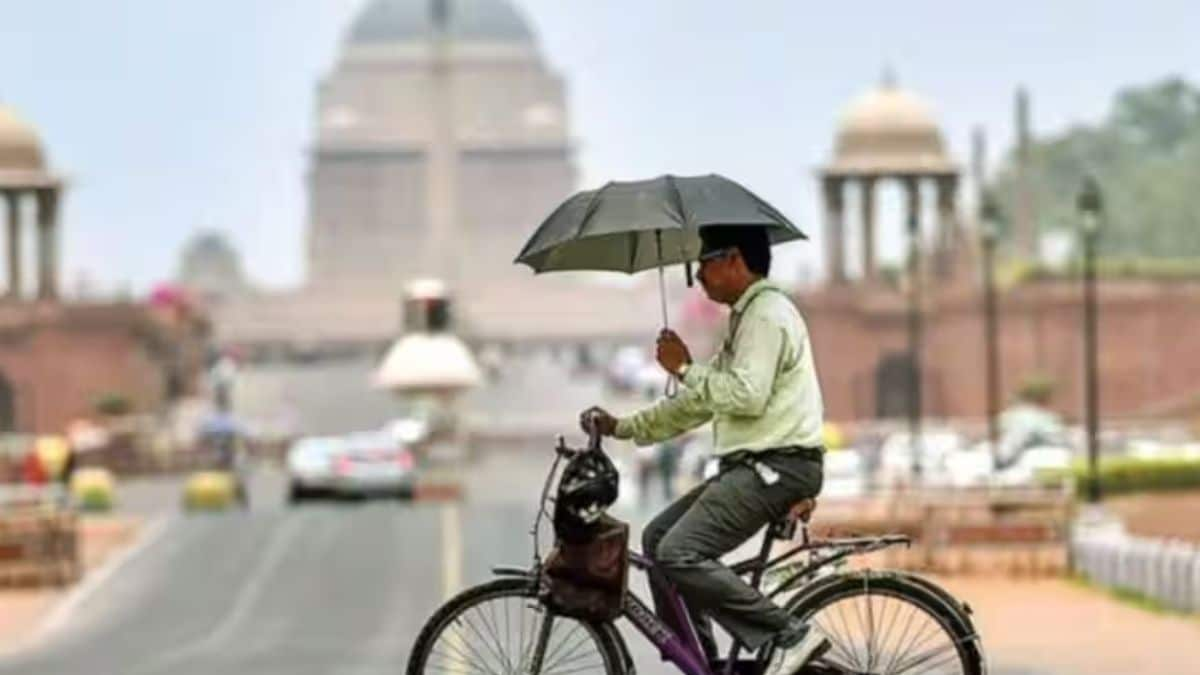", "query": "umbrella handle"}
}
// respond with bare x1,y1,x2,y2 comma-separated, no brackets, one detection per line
655,229,679,399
